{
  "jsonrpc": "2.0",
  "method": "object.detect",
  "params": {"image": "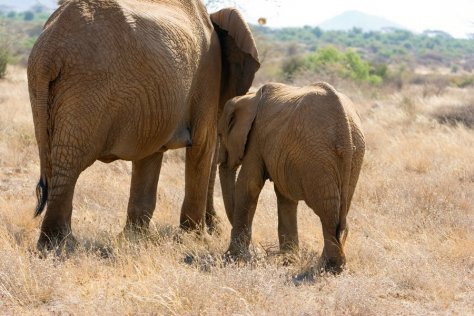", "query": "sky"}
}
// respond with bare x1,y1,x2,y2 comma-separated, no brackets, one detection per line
3,0,474,38
213,0,474,38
